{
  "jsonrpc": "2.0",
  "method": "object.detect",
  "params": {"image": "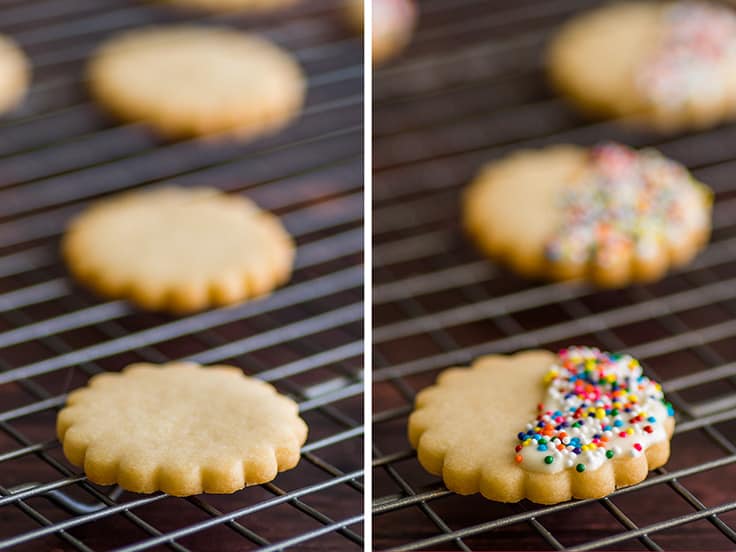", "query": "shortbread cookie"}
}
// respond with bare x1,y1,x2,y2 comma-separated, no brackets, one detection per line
88,26,305,138
345,0,417,65
548,1,736,132
62,186,294,313
57,362,308,496
409,347,675,505
463,142,712,287
0,34,29,116
162,0,298,12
